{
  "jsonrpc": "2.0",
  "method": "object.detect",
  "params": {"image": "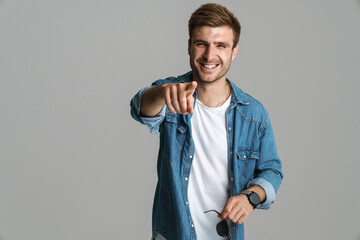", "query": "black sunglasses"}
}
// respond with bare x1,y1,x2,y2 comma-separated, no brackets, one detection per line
204,210,230,239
